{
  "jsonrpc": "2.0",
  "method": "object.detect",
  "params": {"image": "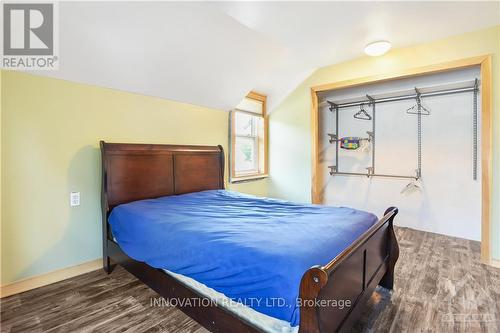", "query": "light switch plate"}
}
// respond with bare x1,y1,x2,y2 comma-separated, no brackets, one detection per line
70,192,80,206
